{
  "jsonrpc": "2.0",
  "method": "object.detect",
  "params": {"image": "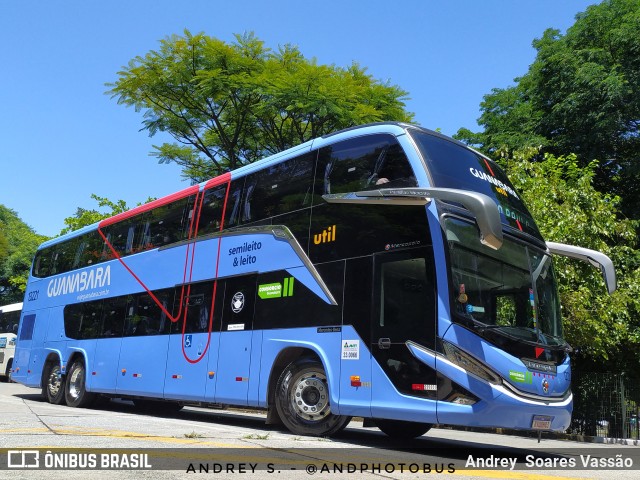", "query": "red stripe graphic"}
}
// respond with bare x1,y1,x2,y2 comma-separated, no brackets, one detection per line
97,173,232,365
99,185,200,228
181,174,231,364
483,158,495,177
